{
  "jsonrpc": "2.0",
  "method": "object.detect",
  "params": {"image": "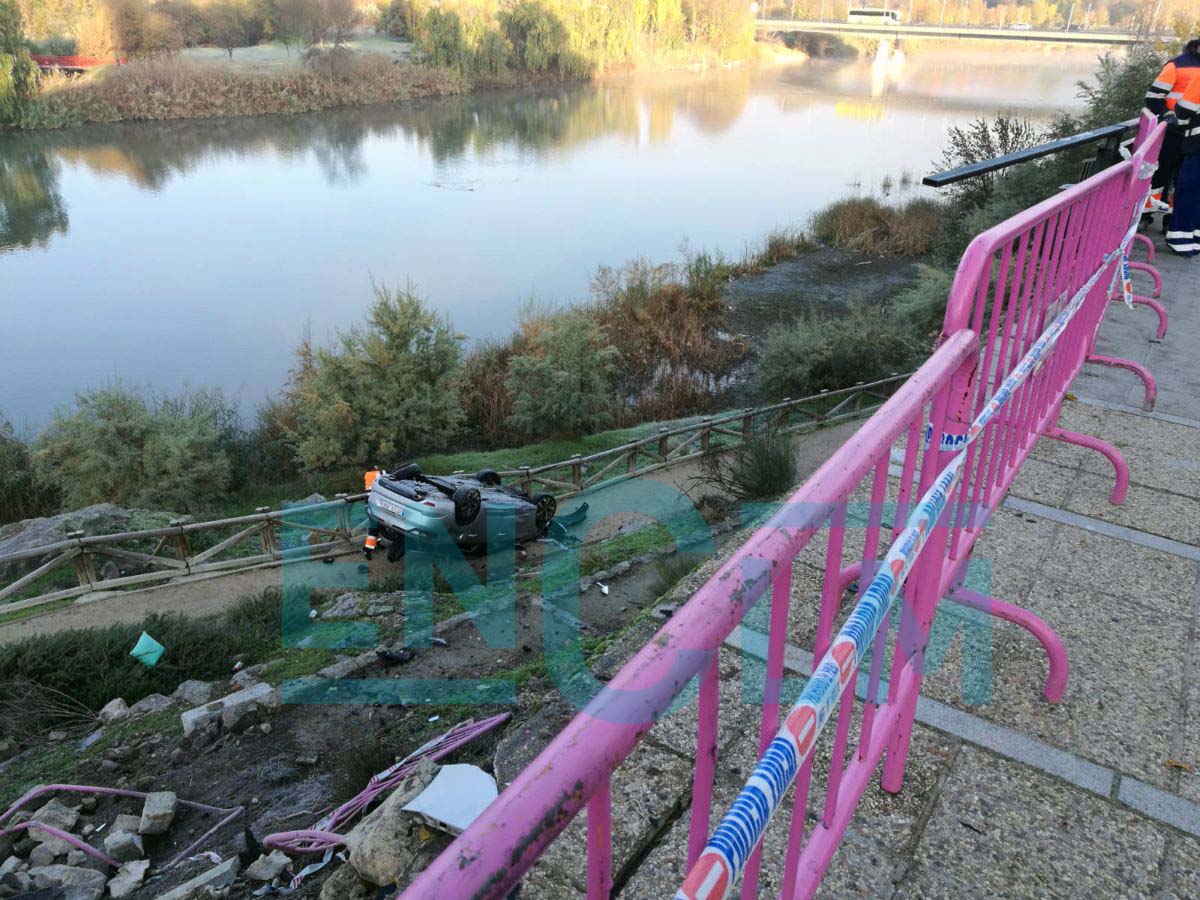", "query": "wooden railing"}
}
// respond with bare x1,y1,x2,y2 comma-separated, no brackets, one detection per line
0,376,907,616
